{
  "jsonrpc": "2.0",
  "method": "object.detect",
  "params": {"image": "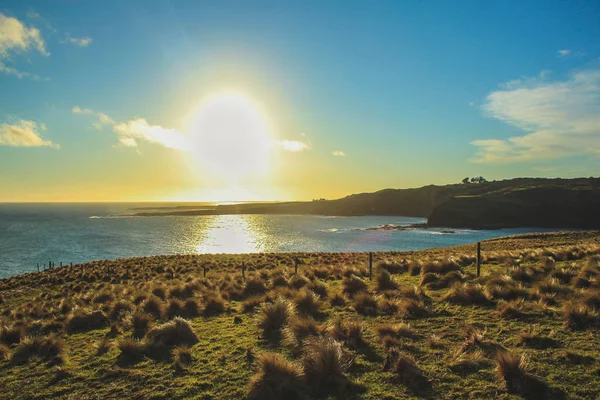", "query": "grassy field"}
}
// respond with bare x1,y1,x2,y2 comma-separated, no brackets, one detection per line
1,231,600,399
